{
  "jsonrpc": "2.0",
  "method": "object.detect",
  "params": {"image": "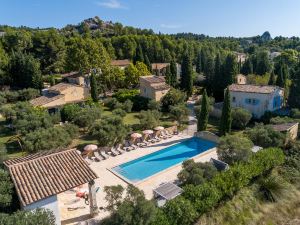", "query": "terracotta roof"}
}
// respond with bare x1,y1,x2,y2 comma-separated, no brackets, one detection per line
30,95,65,107
4,149,98,207
228,84,282,94
48,82,78,92
111,59,131,67
151,63,169,70
271,122,299,132
152,84,170,91
140,75,166,84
